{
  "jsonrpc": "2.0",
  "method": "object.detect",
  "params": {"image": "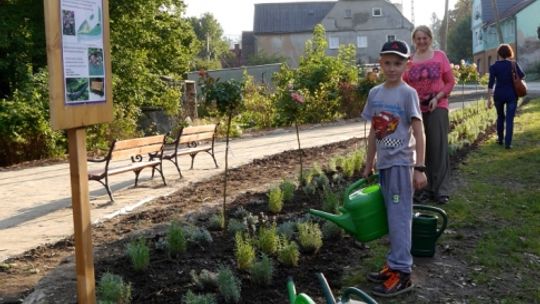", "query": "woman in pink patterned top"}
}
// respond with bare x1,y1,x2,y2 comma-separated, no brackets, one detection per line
403,25,456,204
